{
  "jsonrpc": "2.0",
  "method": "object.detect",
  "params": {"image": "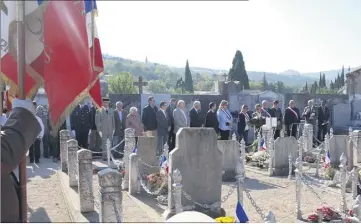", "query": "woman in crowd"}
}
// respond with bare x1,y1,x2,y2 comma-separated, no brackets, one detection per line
217,100,233,140
252,104,263,137
126,107,143,145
